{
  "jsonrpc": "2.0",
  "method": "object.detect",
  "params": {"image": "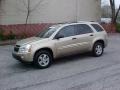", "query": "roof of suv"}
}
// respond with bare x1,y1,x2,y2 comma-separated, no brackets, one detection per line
77,21,99,24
